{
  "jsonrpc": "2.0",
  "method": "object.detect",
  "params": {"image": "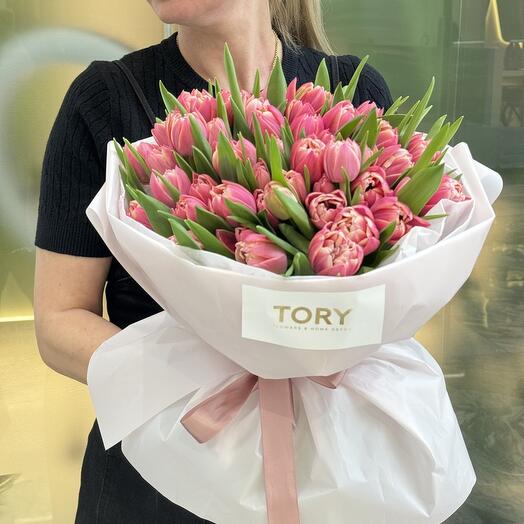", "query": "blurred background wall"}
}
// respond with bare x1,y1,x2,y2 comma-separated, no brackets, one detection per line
0,0,522,522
